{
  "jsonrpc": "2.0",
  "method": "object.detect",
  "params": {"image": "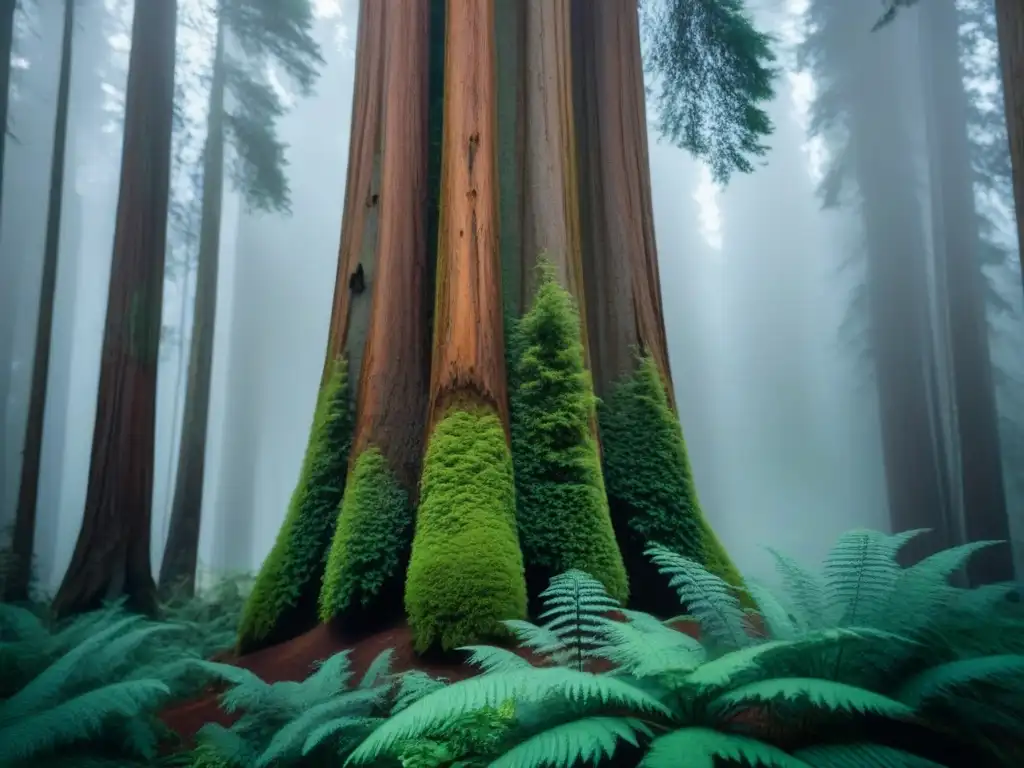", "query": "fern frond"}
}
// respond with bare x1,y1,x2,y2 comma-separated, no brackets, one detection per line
0,603,46,643
682,639,794,690
641,727,810,768
713,678,914,719
302,650,354,700
0,679,171,764
460,645,534,673
823,529,923,627
358,648,394,689
490,717,653,768
256,696,383,767
793,743,947,767
592,616,706,677
767,548,827,630
196,722,258,767
345,669,671,765
744,581,798,640
897,654,1024,708
646,547,750,651
392,670,447,714
302,716,381,756
502,620,567,660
